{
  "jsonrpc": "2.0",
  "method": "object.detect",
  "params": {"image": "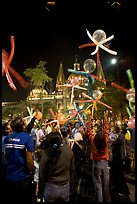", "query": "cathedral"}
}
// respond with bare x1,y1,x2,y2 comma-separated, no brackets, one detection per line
27,56,88,110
